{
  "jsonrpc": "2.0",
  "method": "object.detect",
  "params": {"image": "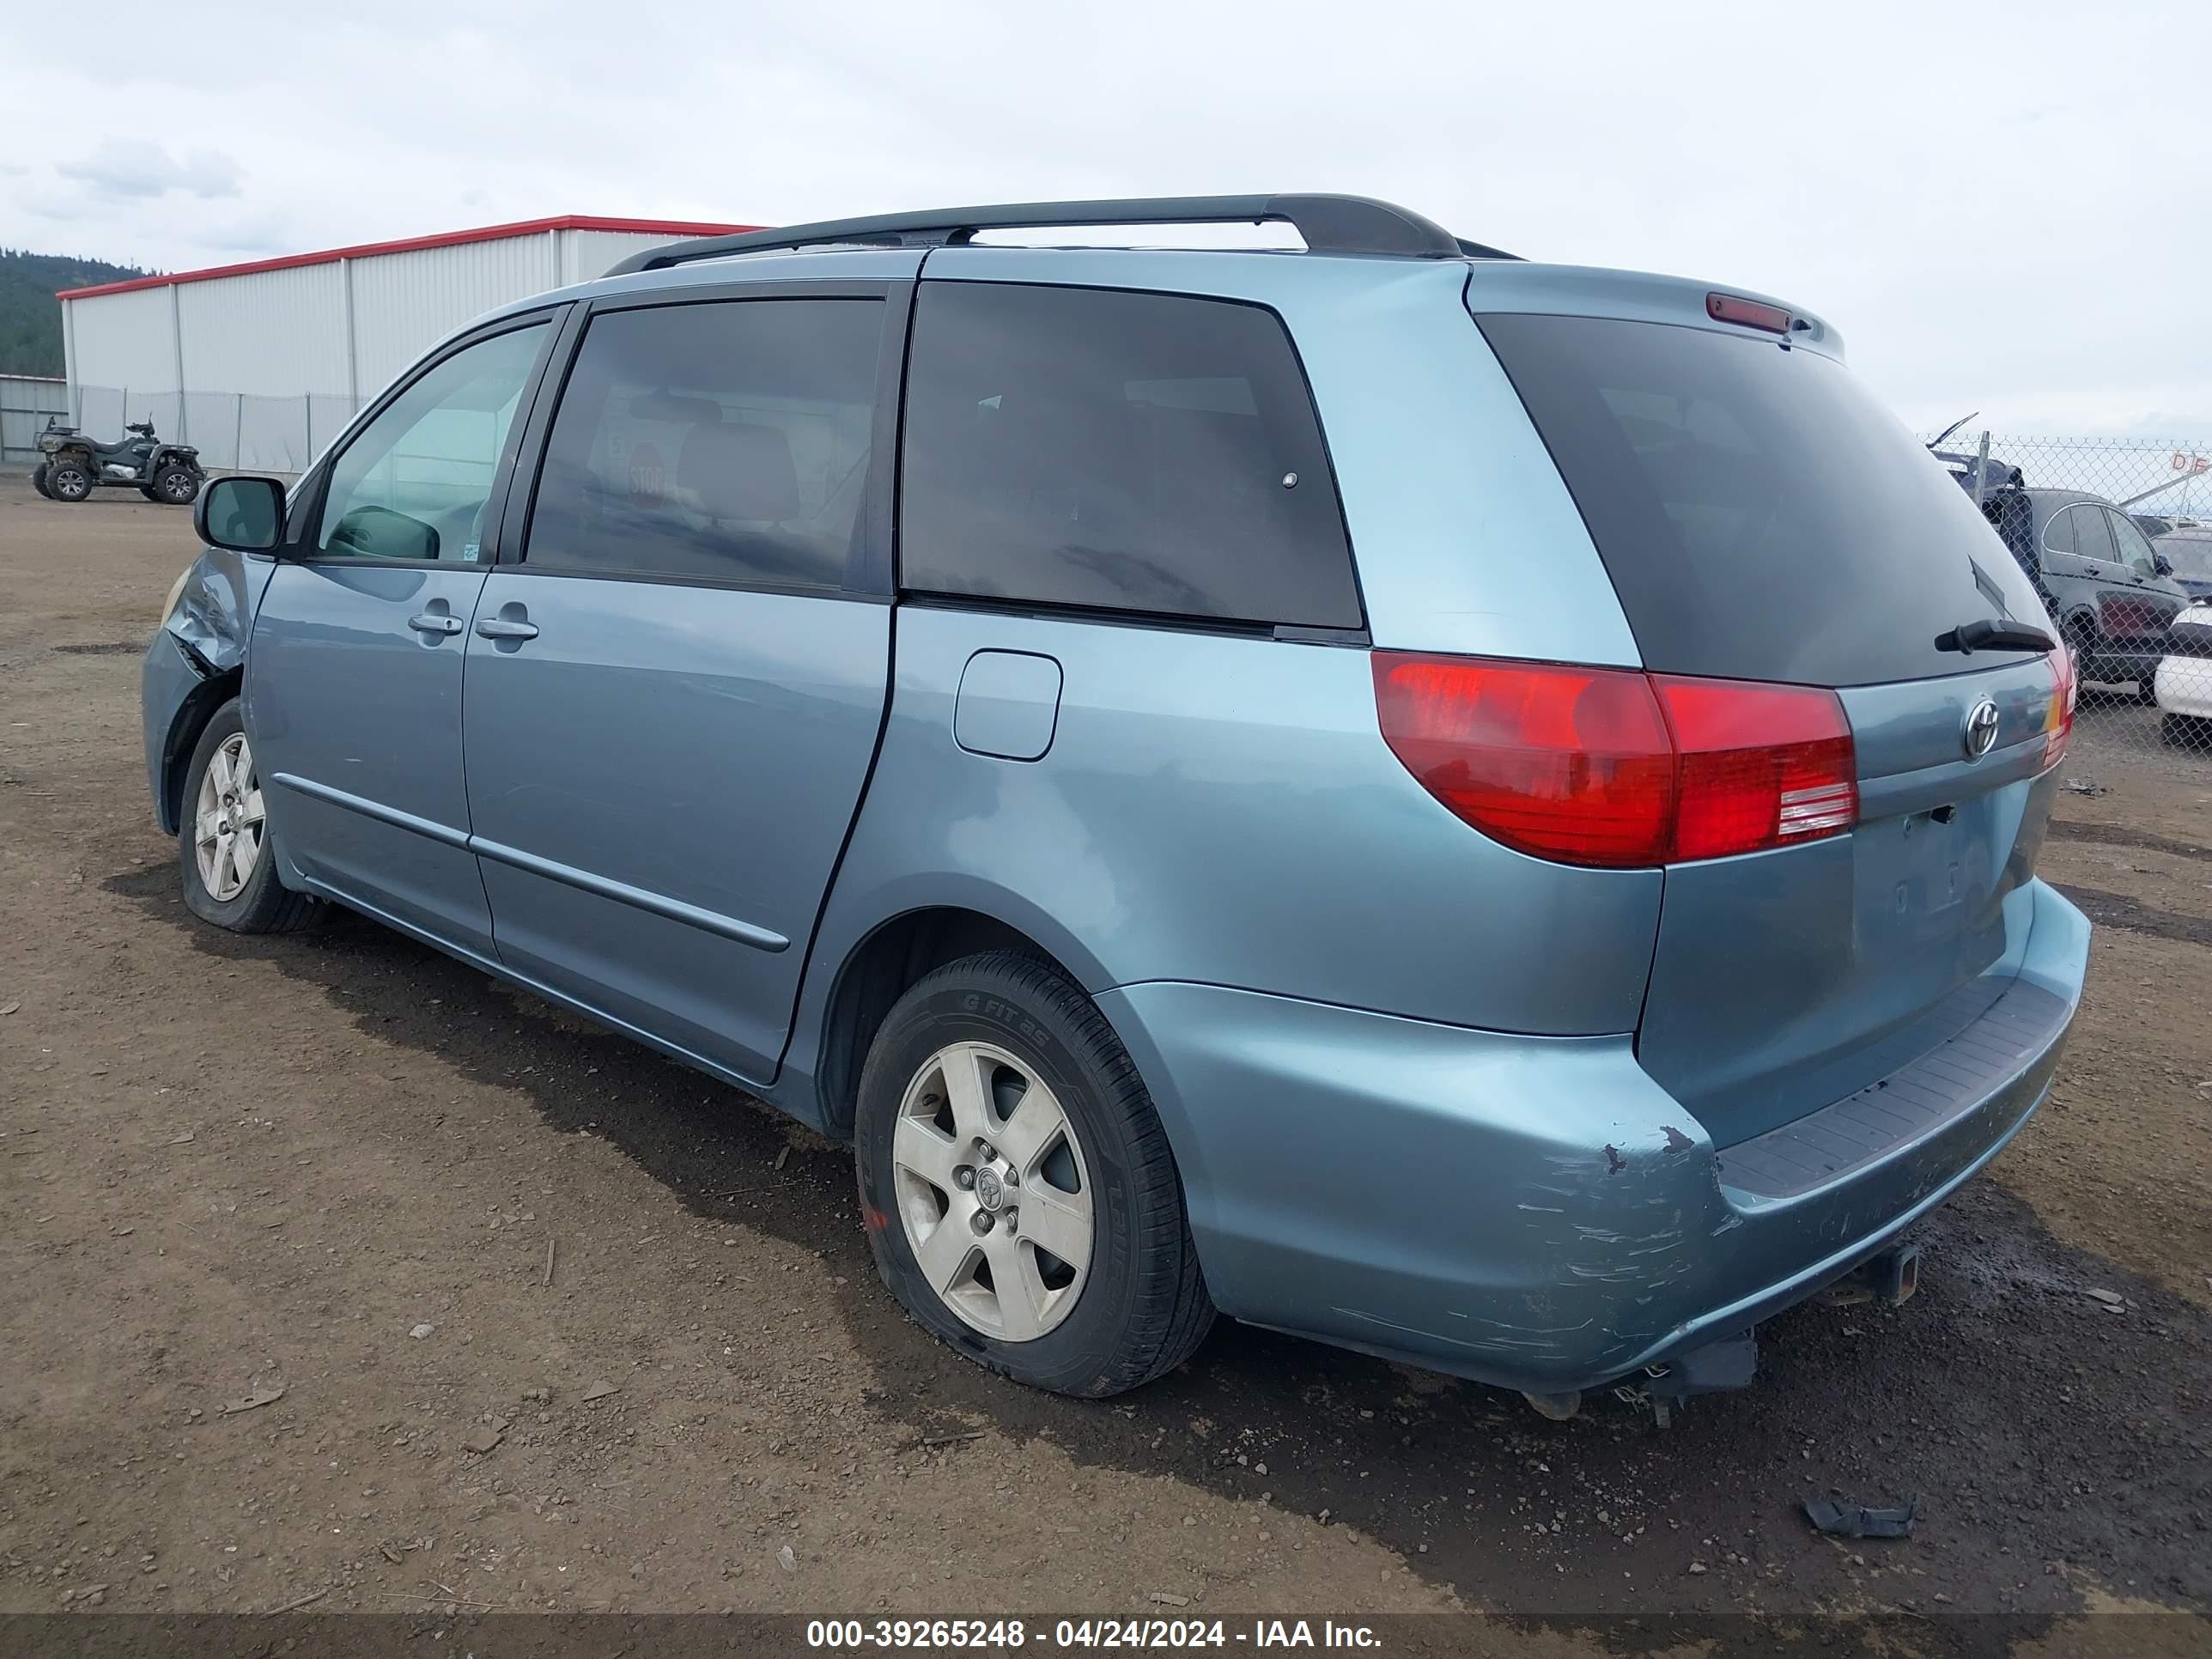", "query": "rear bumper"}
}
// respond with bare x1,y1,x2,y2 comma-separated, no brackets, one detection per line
2154,654,2212,720
1100,878,2089,1395
2086,643,2165,684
